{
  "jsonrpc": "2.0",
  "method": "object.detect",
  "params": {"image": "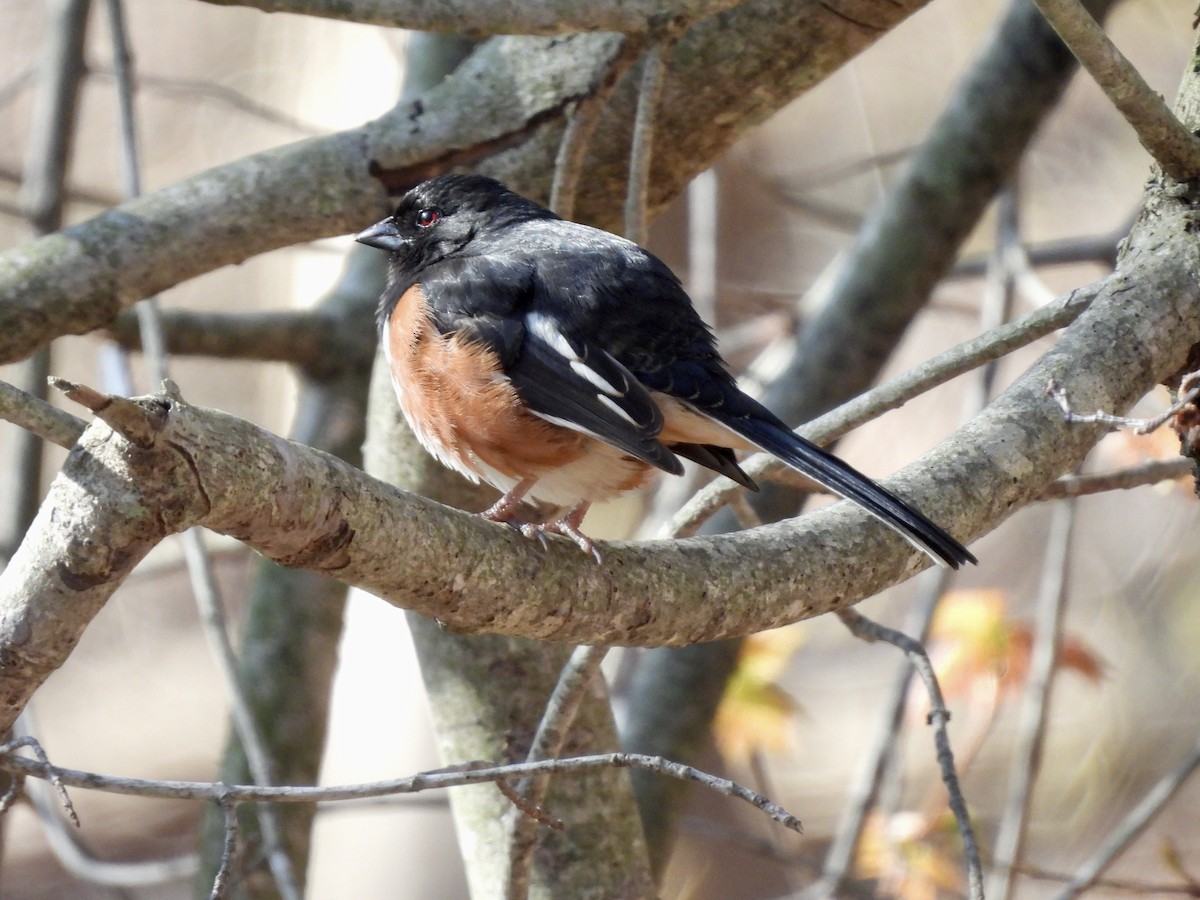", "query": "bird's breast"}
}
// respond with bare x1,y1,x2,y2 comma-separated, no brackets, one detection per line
384,284,651,504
